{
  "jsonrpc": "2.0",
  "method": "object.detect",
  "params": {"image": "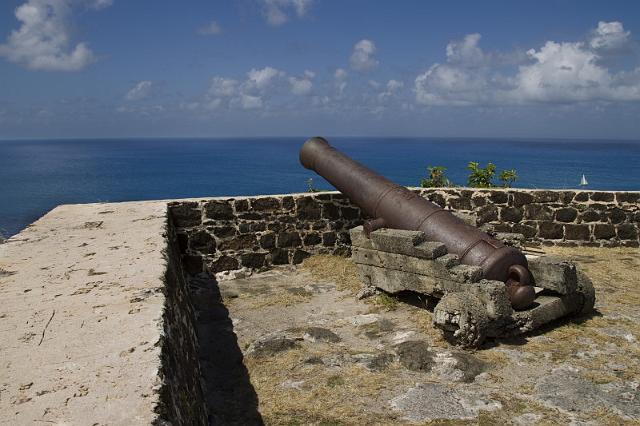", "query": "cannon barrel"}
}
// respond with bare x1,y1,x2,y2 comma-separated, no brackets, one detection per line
300,137,535,309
